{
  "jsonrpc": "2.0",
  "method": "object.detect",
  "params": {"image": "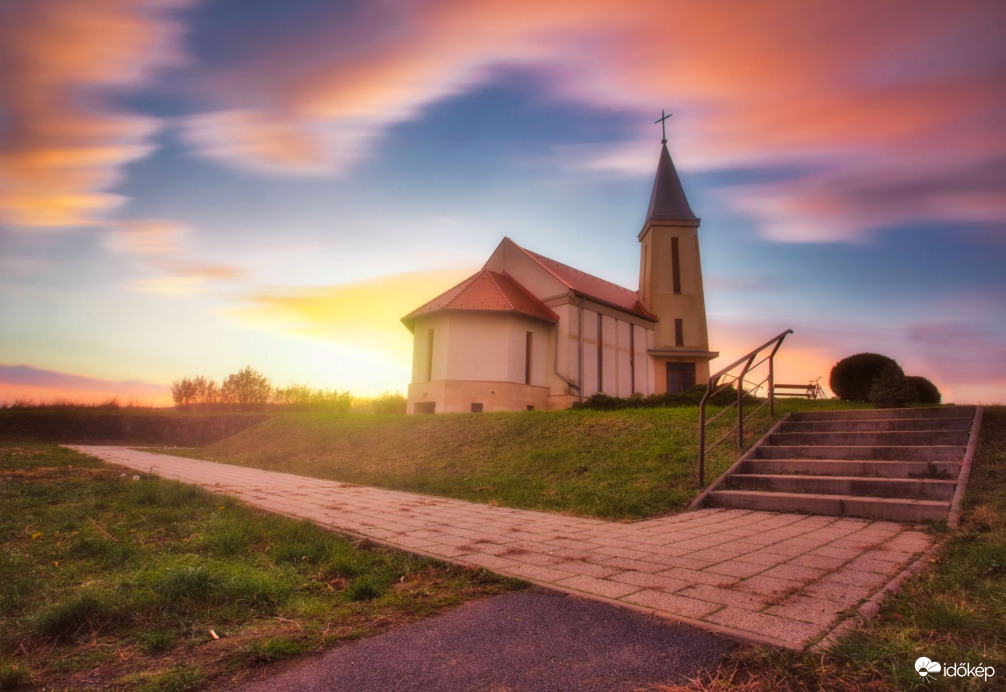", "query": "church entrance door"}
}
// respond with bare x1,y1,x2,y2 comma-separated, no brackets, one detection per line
666,362,696,394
